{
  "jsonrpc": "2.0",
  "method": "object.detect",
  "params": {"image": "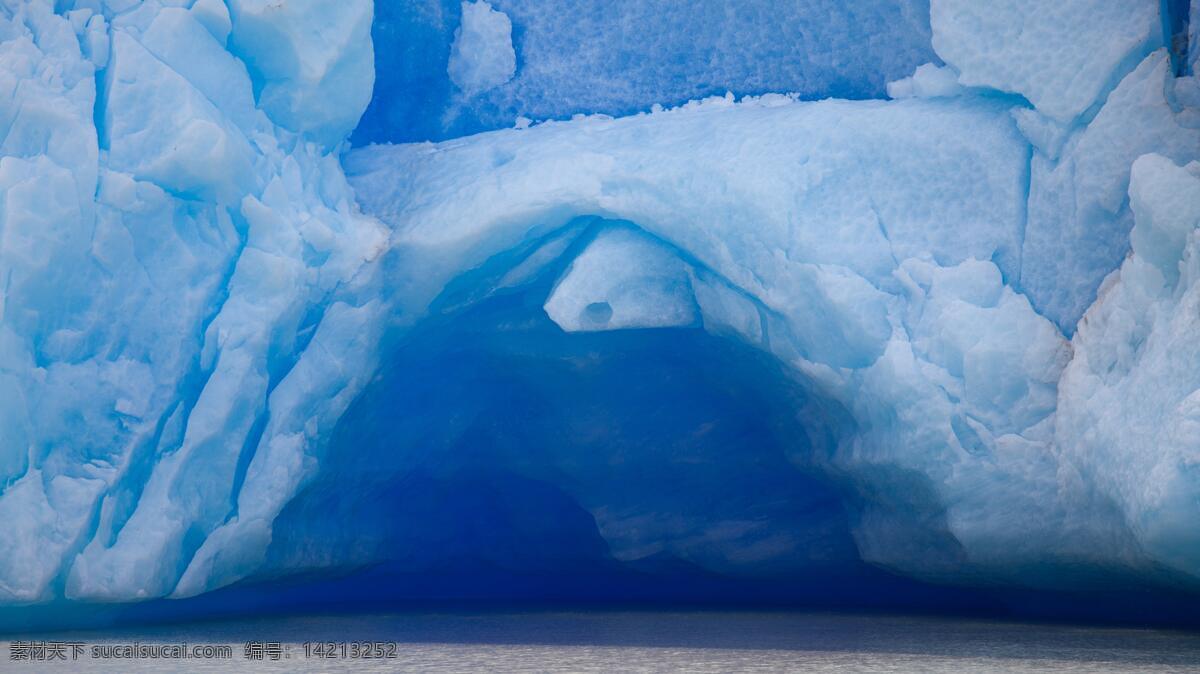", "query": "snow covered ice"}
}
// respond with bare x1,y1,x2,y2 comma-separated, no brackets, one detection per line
1,0,1200,627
